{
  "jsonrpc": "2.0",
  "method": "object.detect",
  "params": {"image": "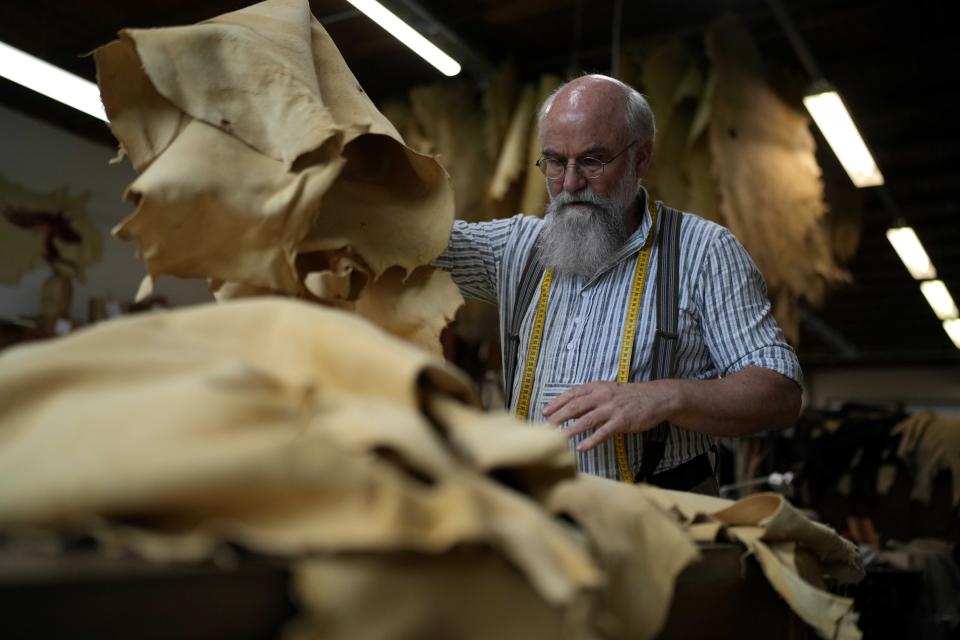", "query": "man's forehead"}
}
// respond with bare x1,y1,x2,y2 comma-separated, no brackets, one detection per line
540,123,624,157
540,104,627,156
542,86,626,140
541,142,612,157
